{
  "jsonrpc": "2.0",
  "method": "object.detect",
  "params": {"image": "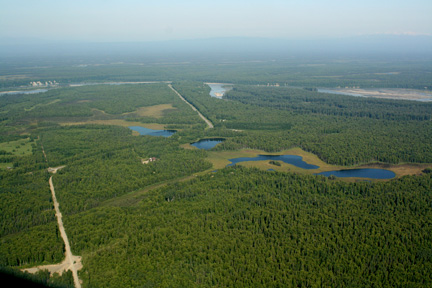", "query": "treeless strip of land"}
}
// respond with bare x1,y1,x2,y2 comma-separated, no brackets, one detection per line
23,167,82,288
168,84,214,128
